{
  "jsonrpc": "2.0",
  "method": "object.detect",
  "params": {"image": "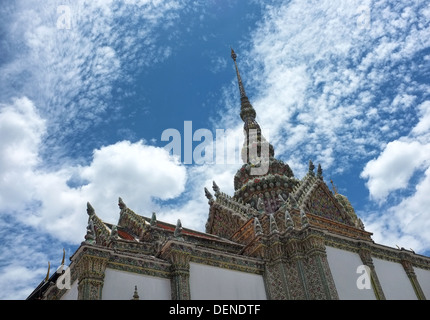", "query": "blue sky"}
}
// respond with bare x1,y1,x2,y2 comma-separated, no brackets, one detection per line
1,0,430,299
